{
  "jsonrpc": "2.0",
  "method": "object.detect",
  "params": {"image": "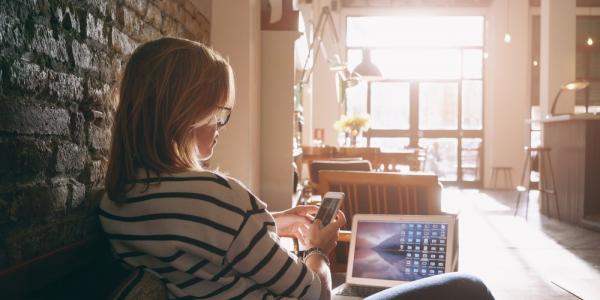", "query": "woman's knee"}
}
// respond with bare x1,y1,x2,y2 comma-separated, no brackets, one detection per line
366,272,494,300
436,273,494,300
